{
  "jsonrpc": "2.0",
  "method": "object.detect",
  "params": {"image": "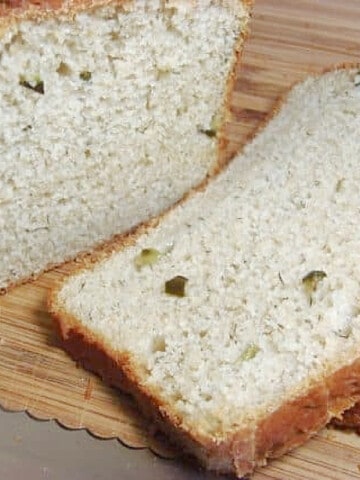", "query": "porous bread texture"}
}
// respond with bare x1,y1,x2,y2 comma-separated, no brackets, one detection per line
0,0,251,290
51,66,360,476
